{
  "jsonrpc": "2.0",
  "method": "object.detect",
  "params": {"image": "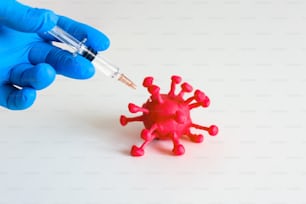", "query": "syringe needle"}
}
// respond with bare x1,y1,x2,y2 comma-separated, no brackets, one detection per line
118,74,137,89
47,26,136,89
